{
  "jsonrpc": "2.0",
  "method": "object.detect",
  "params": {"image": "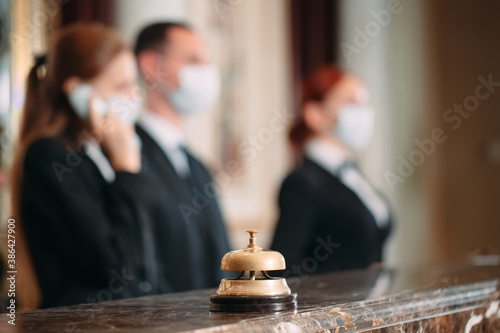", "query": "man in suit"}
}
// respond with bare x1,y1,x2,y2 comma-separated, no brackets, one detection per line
133,22,230,292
